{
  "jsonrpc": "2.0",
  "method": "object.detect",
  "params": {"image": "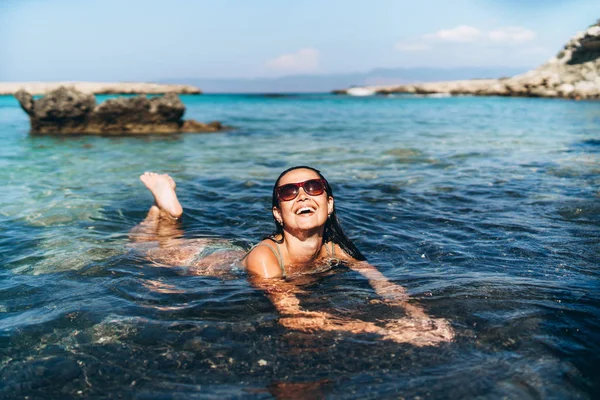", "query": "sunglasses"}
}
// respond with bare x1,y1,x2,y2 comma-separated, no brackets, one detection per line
276,179,328,201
